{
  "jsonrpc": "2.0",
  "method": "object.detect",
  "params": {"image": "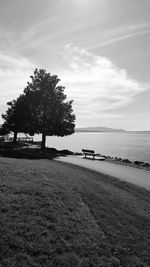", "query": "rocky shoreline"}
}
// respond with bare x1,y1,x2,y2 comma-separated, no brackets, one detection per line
74,152,150,171
99,154,150,171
